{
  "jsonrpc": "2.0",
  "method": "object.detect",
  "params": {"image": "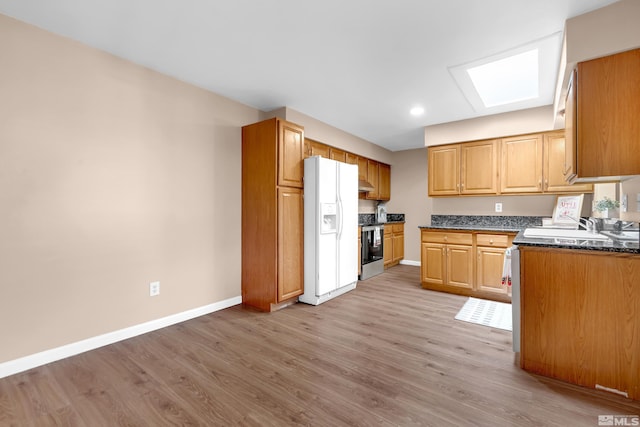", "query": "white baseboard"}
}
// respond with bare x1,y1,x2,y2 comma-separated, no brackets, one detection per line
0,295,242,379
400,259,421,267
